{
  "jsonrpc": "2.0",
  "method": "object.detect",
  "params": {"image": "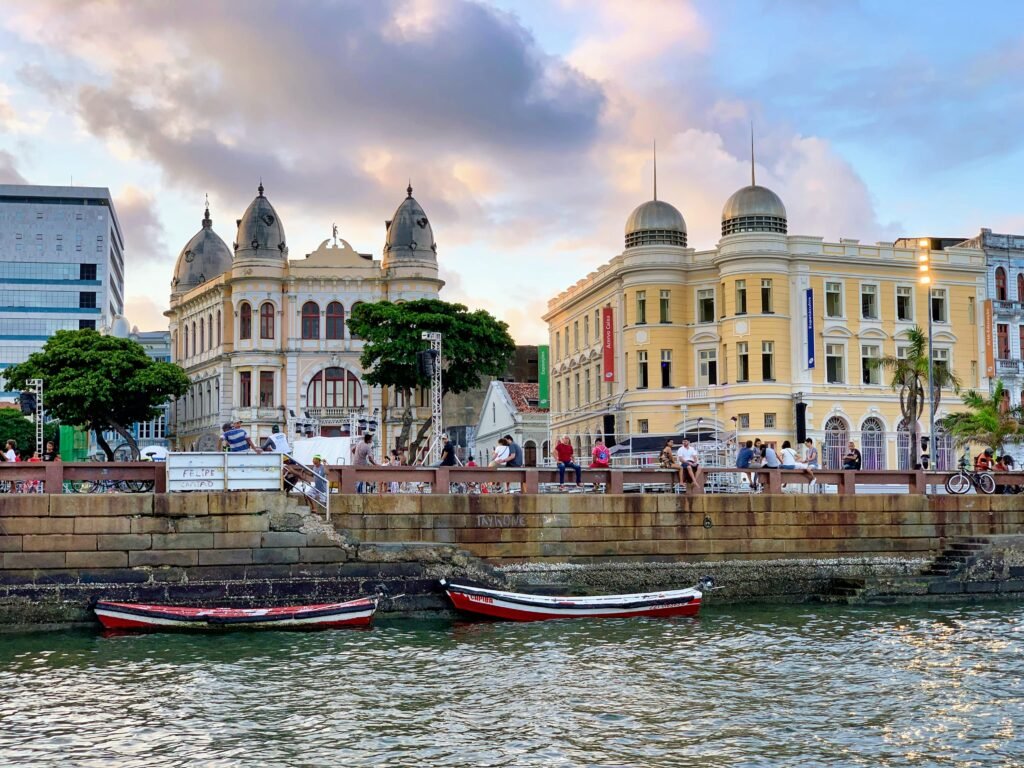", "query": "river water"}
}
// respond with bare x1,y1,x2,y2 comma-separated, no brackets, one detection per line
1,603,1022,767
